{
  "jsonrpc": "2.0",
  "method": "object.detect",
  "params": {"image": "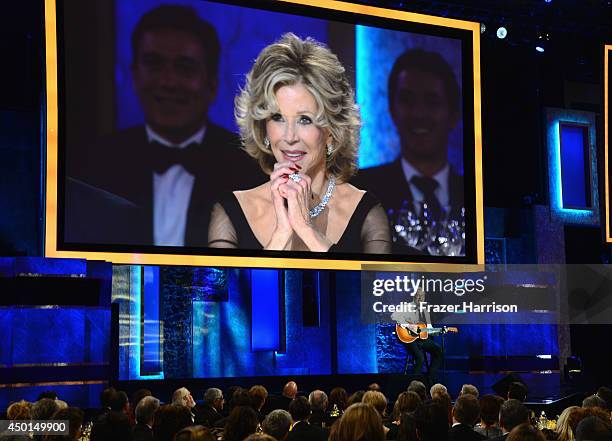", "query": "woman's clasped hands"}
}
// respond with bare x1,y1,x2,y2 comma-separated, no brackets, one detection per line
266,161,331,251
